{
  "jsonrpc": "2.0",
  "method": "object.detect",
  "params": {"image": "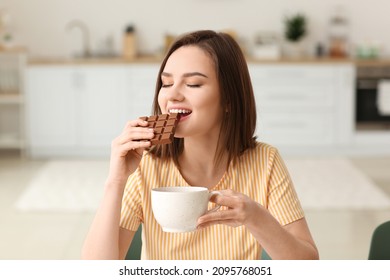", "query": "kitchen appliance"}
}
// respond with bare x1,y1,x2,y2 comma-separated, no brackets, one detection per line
356,65,390,129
